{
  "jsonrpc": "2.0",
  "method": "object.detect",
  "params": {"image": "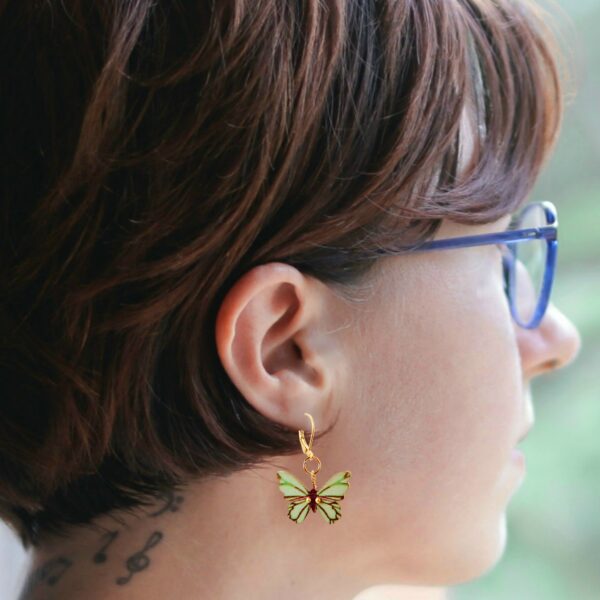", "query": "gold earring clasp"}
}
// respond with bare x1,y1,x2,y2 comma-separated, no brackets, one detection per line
299,412,321,481
298,412,315,458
